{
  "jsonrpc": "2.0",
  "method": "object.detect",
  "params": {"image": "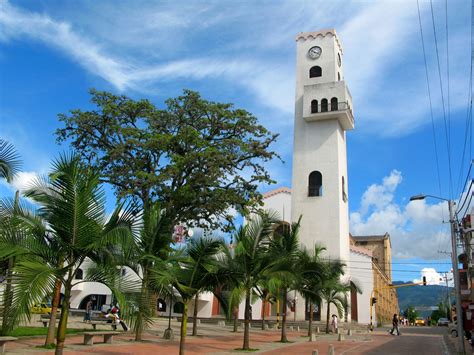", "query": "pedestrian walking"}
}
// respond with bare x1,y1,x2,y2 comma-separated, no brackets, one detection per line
84,299,93,323
331,314,338,333
389,314,400,335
